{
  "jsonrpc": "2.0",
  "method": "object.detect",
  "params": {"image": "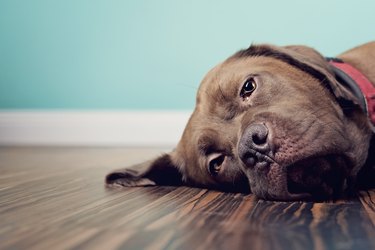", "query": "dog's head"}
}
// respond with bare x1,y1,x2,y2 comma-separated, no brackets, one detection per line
107,44,372,200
